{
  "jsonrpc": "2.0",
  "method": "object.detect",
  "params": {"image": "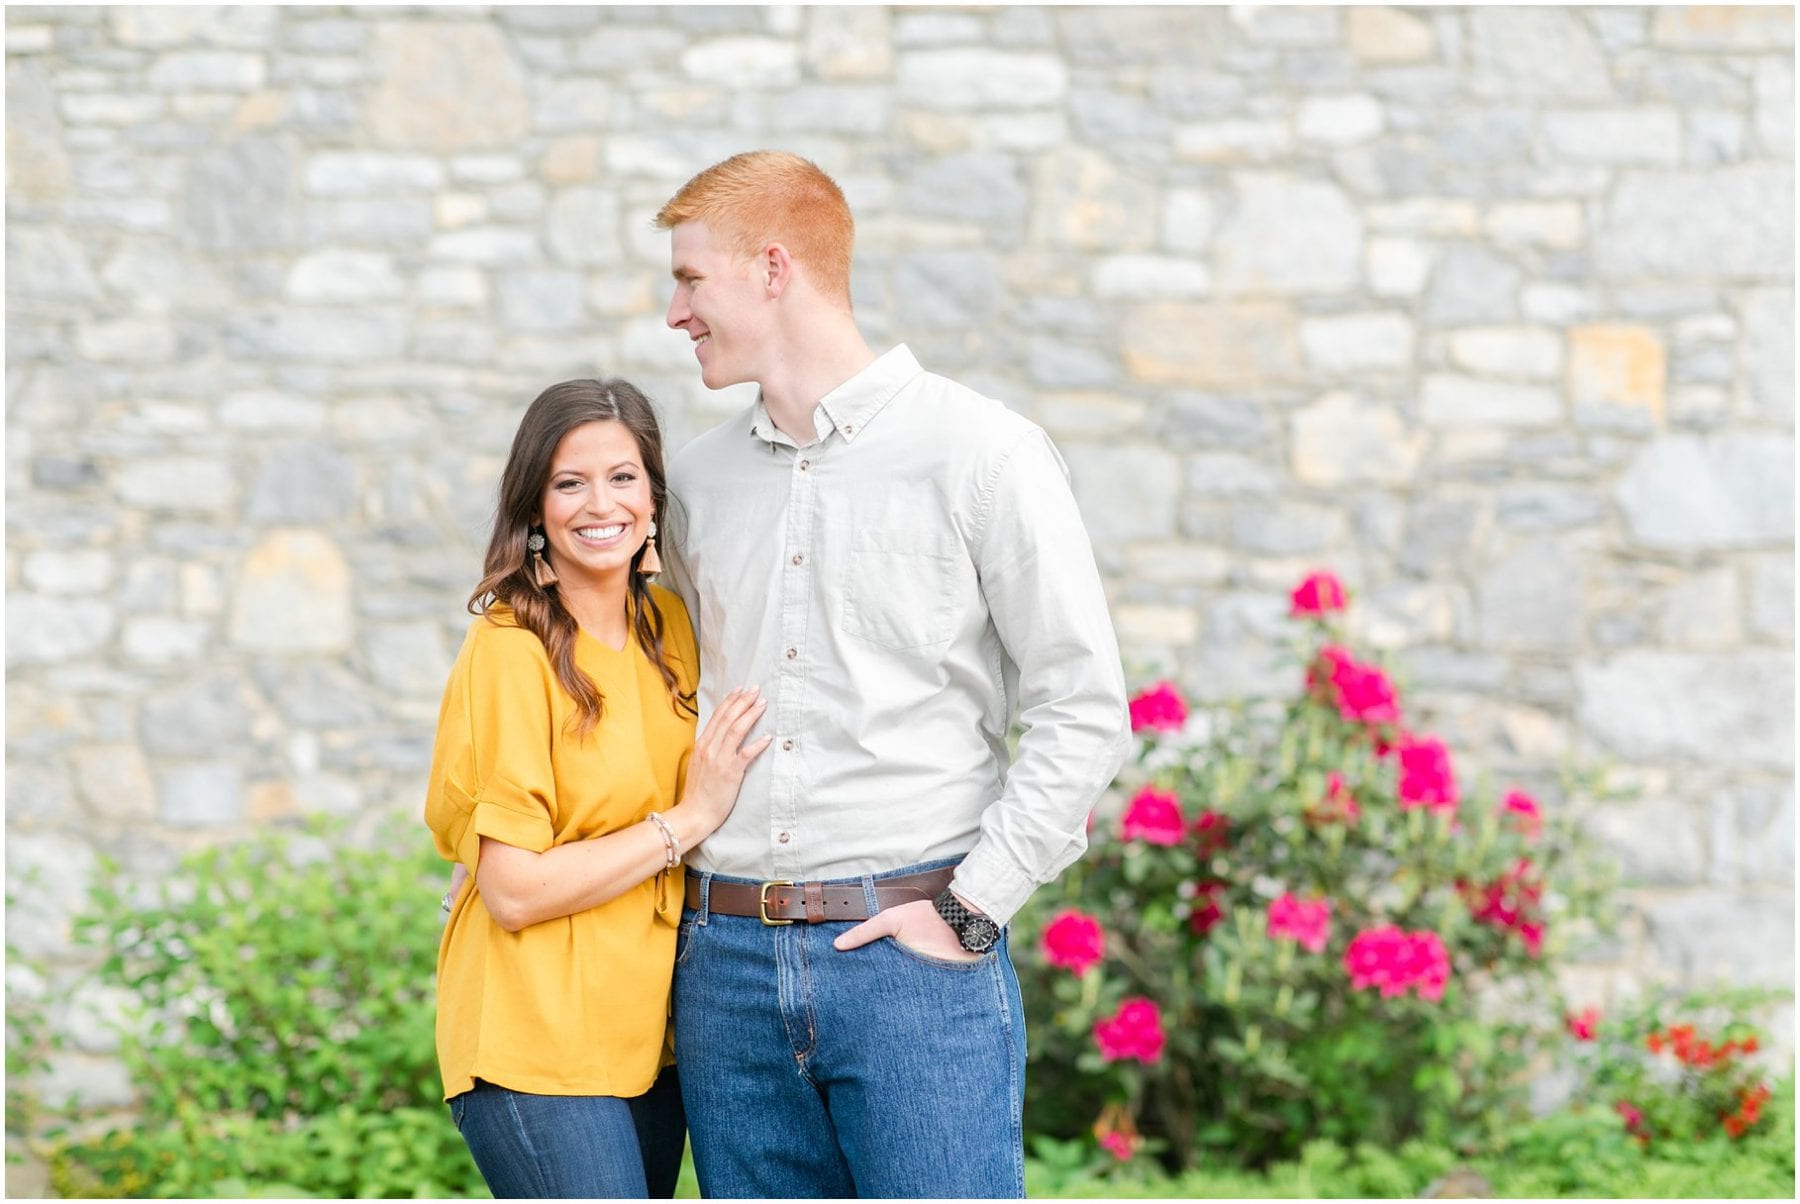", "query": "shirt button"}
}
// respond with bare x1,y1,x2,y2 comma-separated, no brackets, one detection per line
781,738,795,751
778,832,791,844
844,424,855,435
798,459,810,472
785,647,798,660
791,553,804,566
